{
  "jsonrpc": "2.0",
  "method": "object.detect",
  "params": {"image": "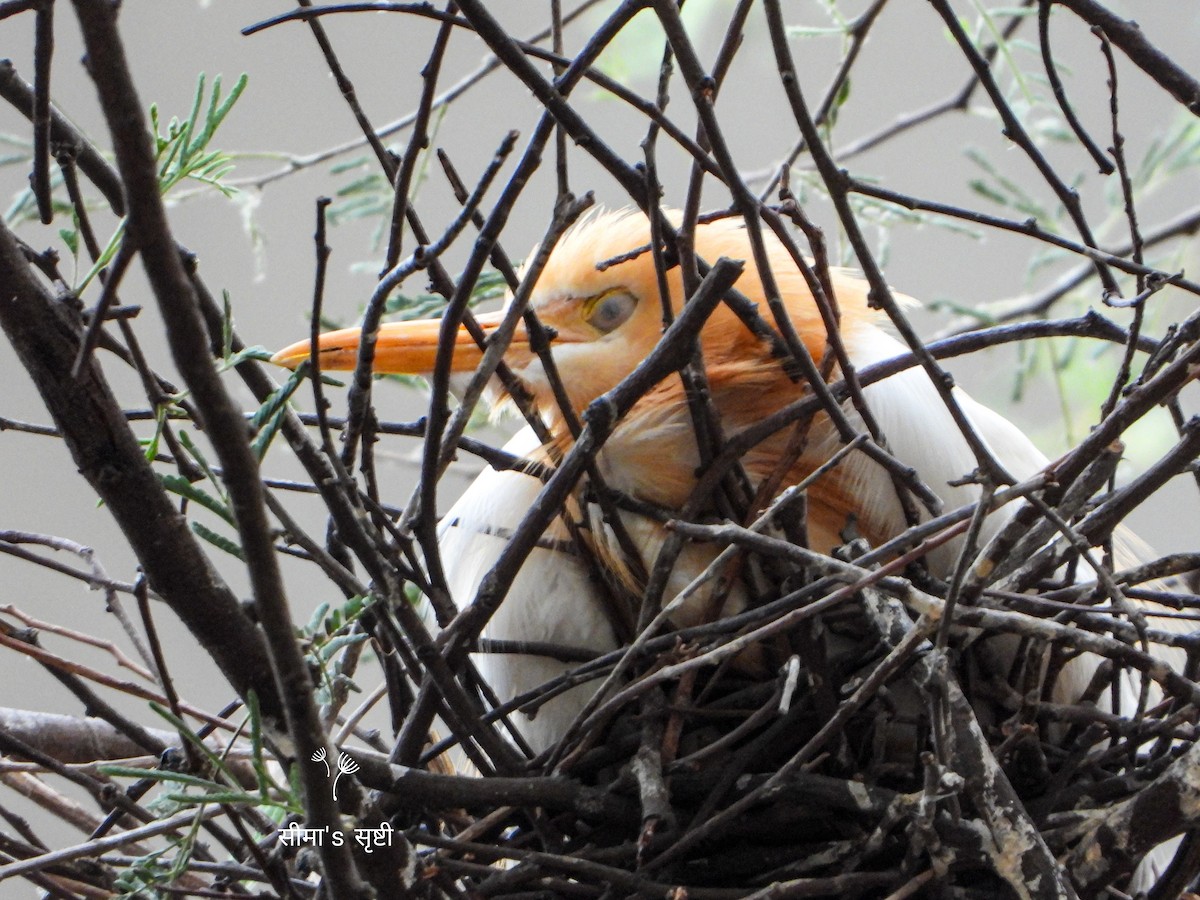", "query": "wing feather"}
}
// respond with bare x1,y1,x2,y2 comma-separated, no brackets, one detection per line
437,428,619,754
